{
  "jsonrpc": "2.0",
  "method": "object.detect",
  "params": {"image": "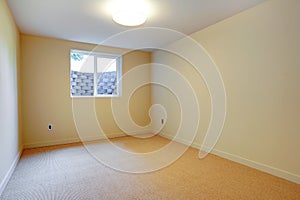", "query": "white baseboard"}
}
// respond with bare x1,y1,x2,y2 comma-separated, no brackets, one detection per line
23,132,126,149
24,138,82,149
202,146,300,184
23,130,157,149
159,132,300,184
159,132,193,146
0,149,22,196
